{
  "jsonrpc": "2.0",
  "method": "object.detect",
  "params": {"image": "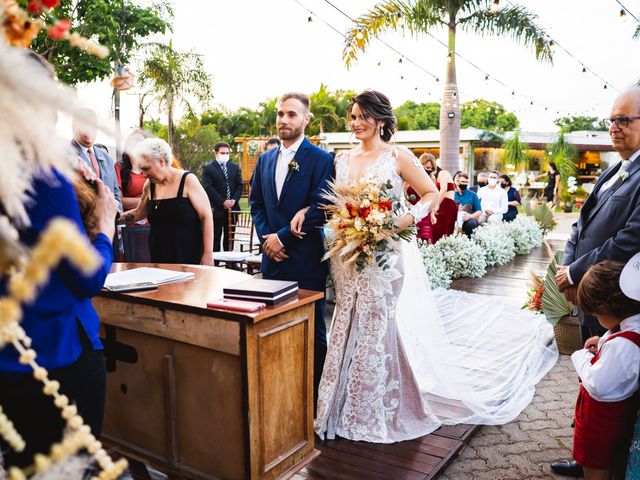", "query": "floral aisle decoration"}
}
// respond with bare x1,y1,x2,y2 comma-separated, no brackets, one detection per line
0,219,128,480
323,178,416,273
504,216,543,255
433,234,486,279
523,271,544,313
419,243,452,289
471,222,516,267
